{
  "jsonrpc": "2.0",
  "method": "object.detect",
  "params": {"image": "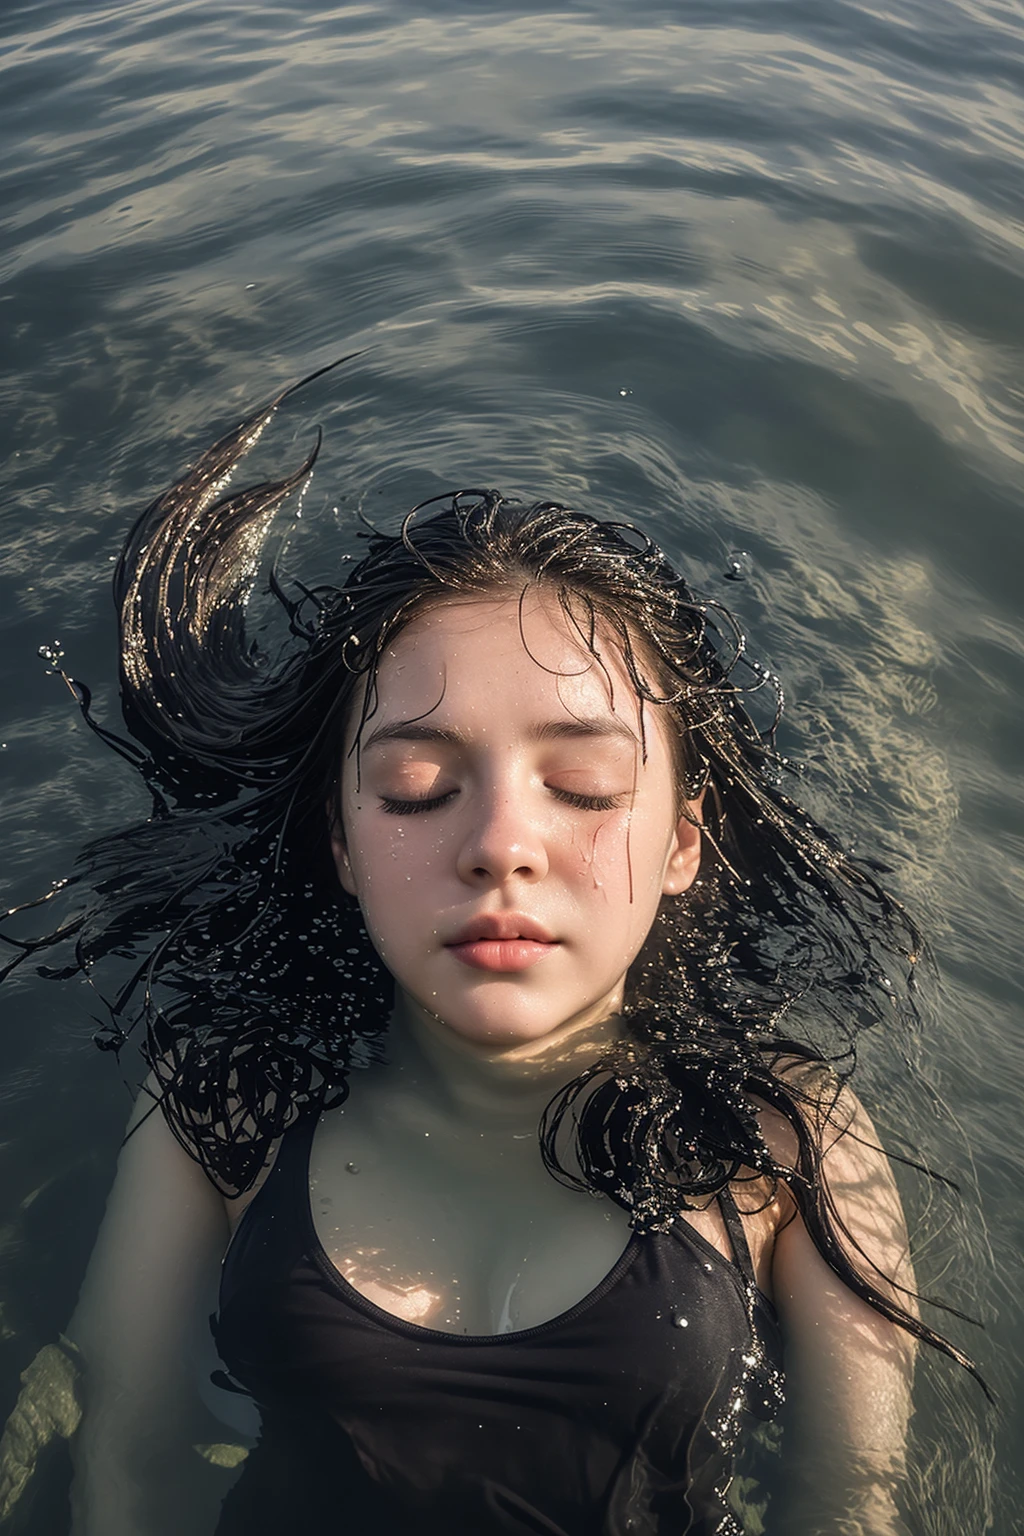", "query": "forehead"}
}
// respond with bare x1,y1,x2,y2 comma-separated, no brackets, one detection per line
368,591,650,730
